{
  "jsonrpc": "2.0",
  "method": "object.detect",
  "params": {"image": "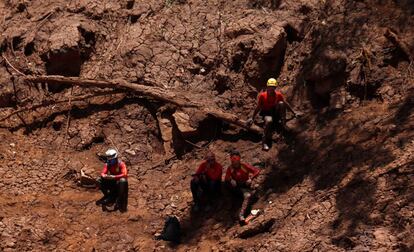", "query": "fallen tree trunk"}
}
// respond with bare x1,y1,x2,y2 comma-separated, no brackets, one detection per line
23,75,263,134
25,75,196,107
204,108,262,134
